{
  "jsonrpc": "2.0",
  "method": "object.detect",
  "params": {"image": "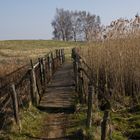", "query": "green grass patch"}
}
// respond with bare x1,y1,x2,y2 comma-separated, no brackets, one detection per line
0,106,48,140
125,129,140,139
112,131,127,140
65,104,87,137
111,107,140,140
